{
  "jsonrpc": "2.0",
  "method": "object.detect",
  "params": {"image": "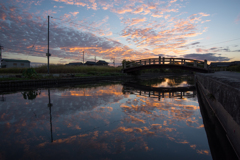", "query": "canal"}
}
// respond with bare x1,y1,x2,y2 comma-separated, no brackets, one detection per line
0,76,215,159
